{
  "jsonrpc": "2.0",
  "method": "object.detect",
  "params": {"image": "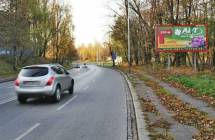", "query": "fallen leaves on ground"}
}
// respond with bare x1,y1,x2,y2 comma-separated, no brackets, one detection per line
169,81,215,106
119,65,215,139
144,79,215,140
130,65,215,109
134,80,173,140
149,118,171,130
140,98,157,113
148,133,174,140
